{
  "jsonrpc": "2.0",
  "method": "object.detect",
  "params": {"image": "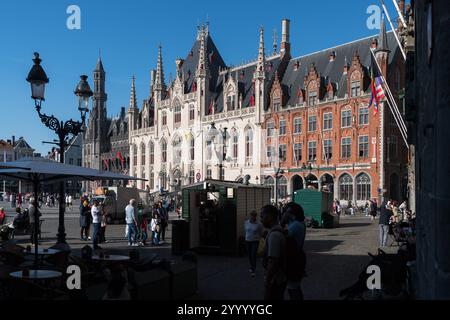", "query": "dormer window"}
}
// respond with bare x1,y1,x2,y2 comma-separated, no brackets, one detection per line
226,85,236,111
308,80,318,106
308,91,318,106
293,60,300,71
351,81,361,97
350,71,361,97
273,90,281,111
